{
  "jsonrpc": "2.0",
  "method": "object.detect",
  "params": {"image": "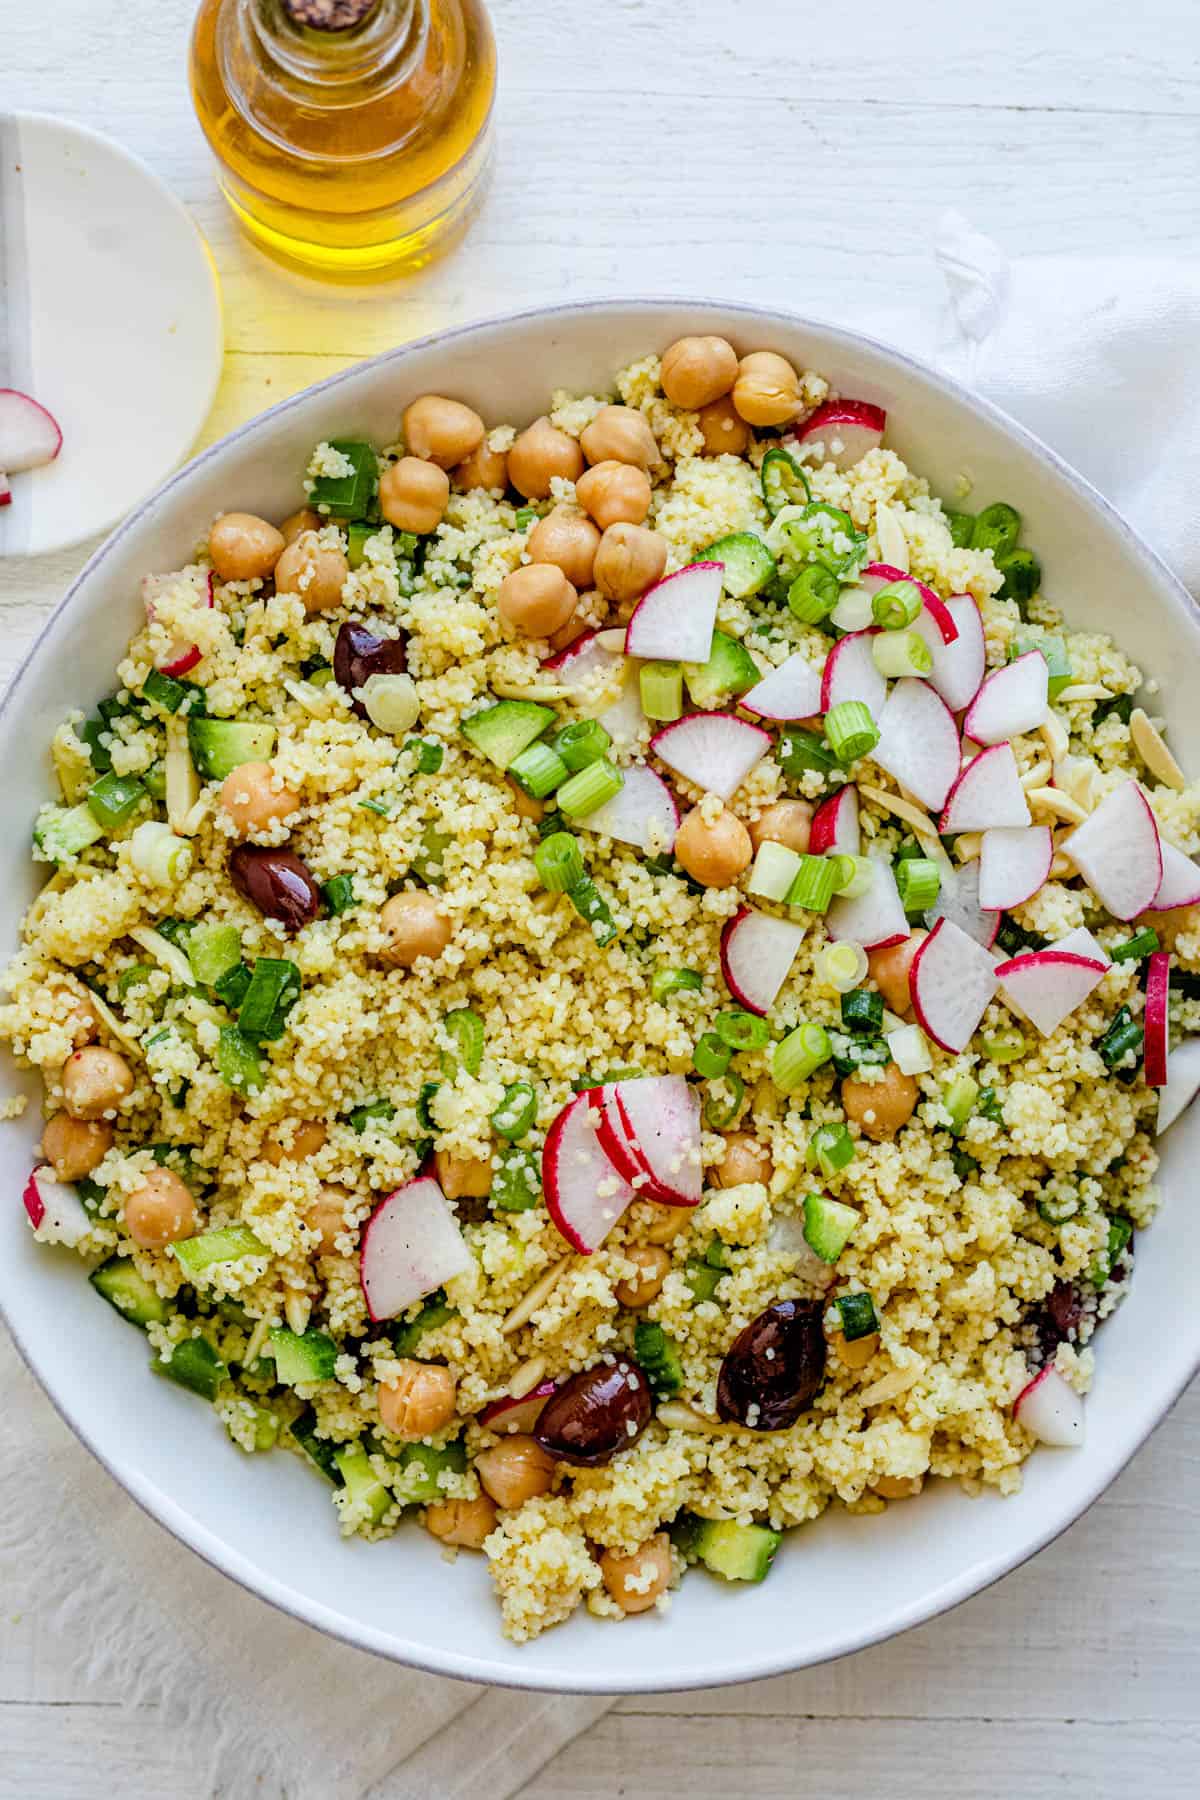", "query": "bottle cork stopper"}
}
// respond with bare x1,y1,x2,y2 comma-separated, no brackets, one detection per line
282,0,378,27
